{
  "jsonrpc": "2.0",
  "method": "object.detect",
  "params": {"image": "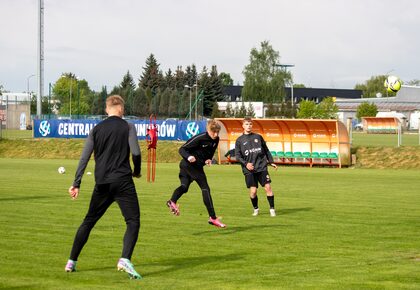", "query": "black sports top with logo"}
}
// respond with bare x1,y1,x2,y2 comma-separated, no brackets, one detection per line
235,132,274,175
179,131,219,167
